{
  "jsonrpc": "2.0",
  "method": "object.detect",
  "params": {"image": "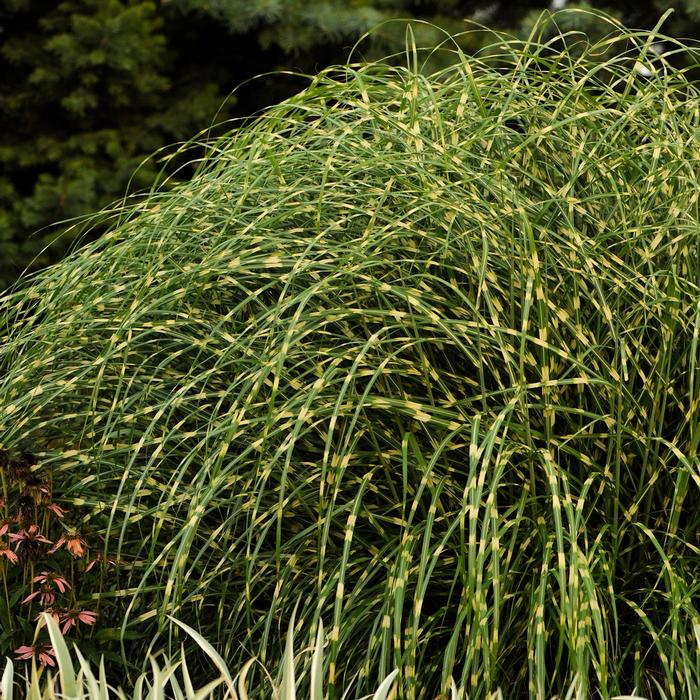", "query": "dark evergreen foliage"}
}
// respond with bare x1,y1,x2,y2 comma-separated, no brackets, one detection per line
0,0,230,287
